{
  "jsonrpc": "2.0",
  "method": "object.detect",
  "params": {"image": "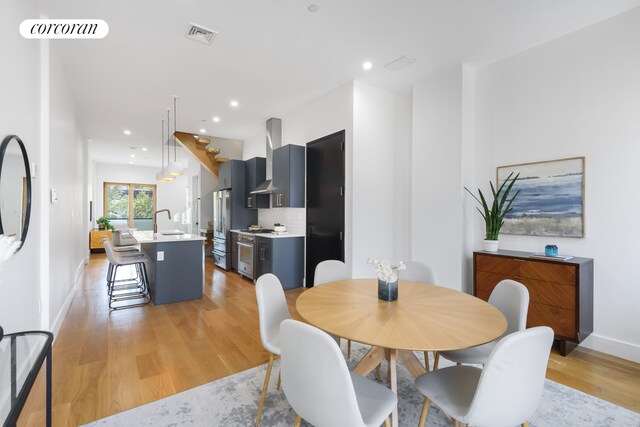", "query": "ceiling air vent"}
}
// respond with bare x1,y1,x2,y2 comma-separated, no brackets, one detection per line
186,23,218,45
384,55,416,71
